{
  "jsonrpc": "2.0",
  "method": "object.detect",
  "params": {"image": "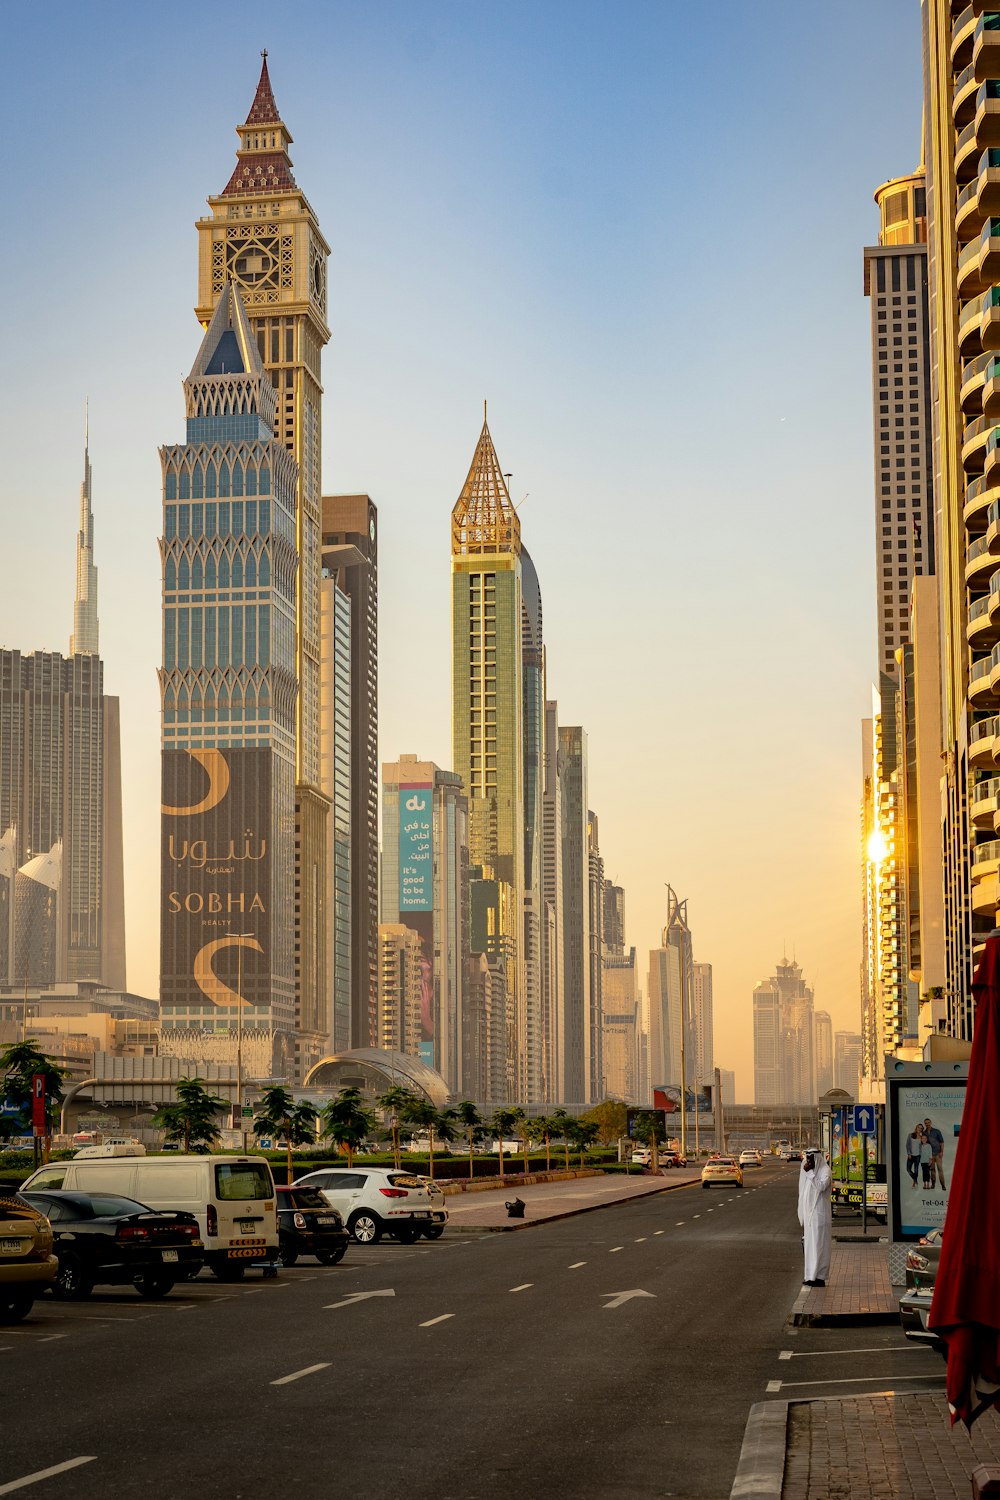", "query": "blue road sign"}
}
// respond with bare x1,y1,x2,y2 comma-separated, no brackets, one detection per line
852,1104,876,1135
